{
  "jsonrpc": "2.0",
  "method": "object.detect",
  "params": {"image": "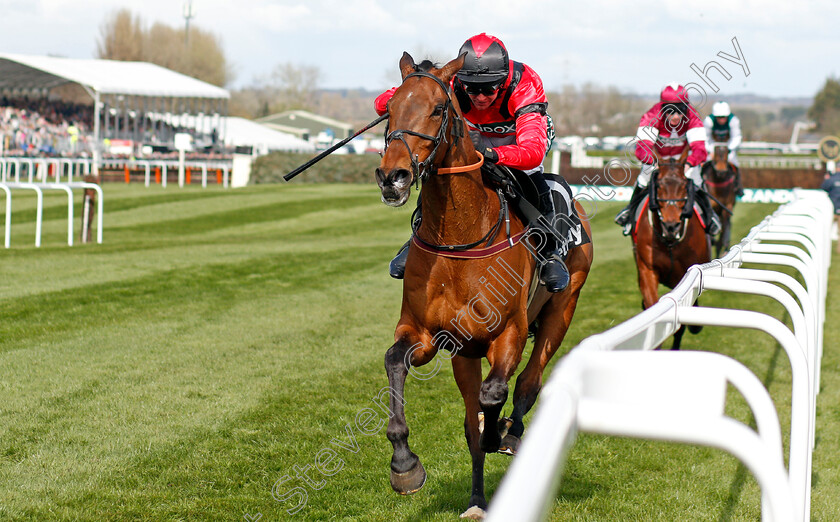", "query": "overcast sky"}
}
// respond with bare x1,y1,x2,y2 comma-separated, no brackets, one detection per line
1,0,837,99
